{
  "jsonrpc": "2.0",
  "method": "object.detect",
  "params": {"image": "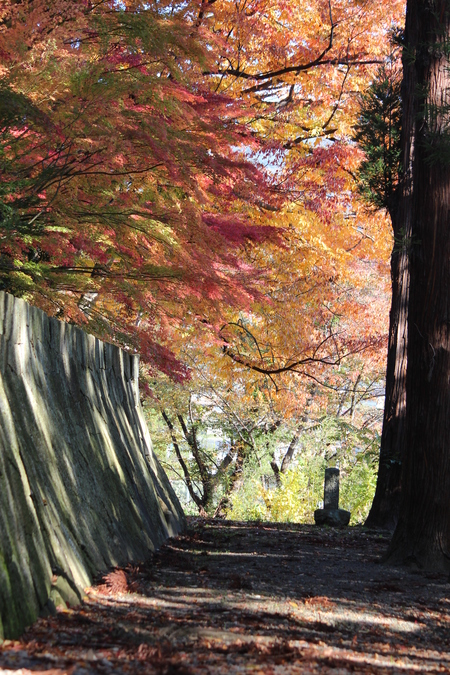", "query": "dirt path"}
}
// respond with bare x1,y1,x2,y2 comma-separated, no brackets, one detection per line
1,518,450,674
